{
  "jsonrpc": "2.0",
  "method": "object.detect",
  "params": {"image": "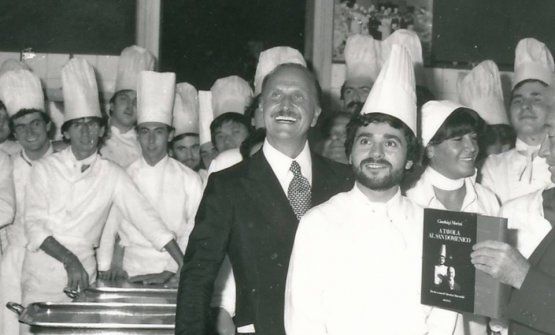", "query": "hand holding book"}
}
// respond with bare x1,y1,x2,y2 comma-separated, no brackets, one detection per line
471,240,531,289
